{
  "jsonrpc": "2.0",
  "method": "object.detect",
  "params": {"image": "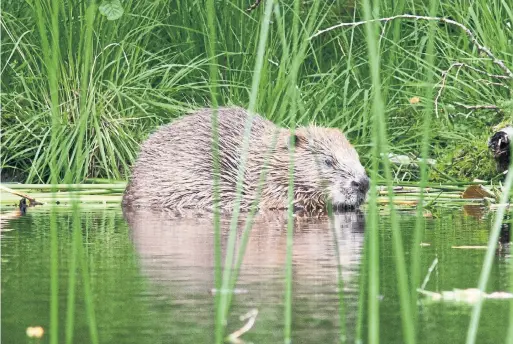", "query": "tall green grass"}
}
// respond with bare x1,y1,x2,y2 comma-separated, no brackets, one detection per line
410,0,438,325
2,0,513,343
3,0,512,183
212,0,276,340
